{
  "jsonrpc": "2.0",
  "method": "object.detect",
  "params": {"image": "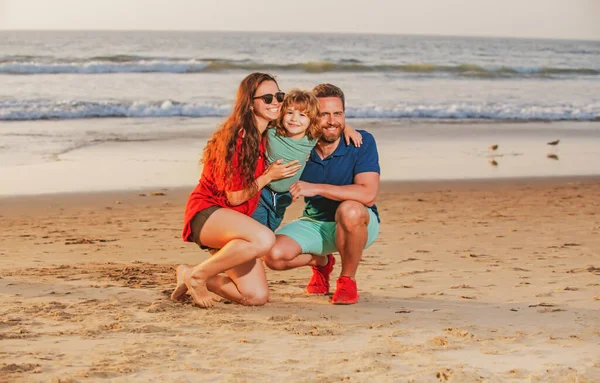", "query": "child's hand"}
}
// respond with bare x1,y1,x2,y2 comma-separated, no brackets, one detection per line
265,159,301,182
344,123,362,147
